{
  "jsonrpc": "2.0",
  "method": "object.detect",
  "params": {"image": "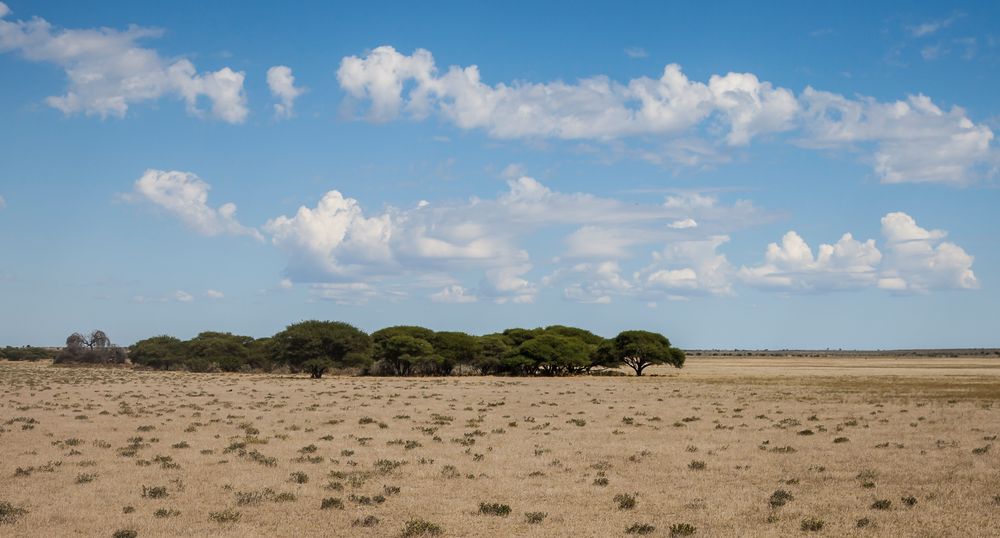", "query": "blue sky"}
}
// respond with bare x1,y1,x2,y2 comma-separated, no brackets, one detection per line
1,1,998,348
